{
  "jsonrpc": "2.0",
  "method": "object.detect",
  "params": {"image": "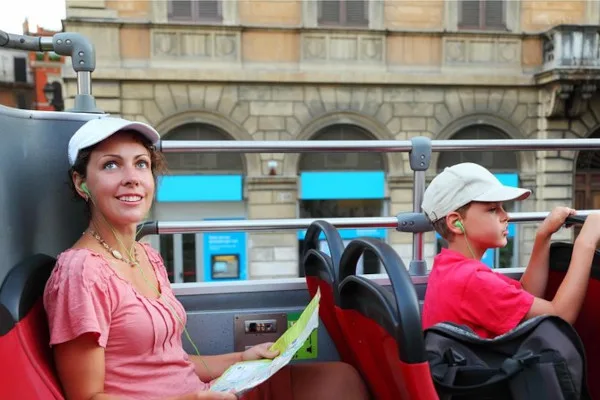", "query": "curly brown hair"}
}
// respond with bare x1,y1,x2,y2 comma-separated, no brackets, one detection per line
67,130,167,215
